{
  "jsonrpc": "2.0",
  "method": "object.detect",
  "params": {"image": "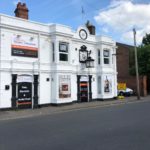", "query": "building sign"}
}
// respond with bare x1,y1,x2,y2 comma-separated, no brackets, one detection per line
118,83,126,90
104,76,112,93
11,34,38,58
59,75,71,98
17,75,32,106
